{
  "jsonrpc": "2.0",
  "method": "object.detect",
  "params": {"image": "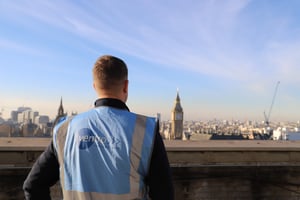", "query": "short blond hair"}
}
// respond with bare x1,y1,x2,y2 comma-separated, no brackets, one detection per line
93,55,128,90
